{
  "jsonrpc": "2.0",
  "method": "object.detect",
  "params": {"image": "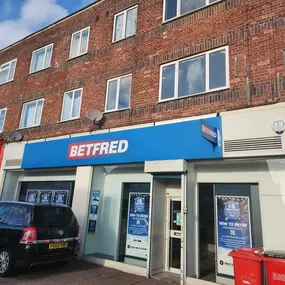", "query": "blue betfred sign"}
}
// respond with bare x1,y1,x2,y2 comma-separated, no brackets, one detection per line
201,119,220,145
22,117,222,169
